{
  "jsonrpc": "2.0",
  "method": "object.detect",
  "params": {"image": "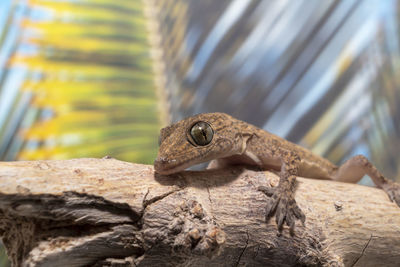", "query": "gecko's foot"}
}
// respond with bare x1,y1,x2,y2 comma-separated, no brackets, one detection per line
383,181,400,207
258,185,305,235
